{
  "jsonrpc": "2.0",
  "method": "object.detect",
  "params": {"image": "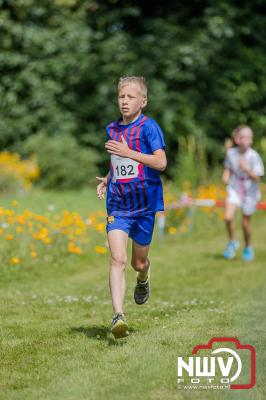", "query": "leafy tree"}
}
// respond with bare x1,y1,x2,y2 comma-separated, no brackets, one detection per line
1,0,265,184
